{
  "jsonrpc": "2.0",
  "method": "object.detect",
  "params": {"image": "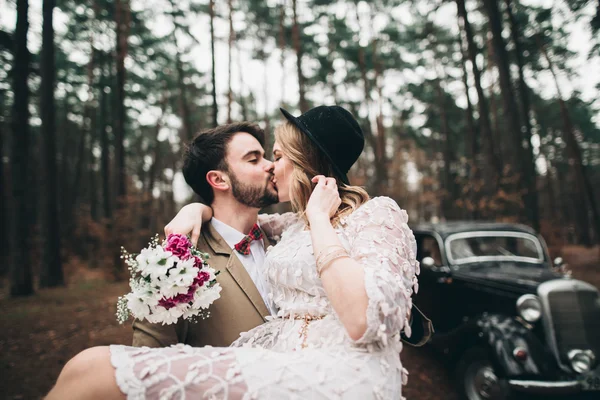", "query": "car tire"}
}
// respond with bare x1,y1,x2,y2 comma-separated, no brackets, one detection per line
456,346,512,400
